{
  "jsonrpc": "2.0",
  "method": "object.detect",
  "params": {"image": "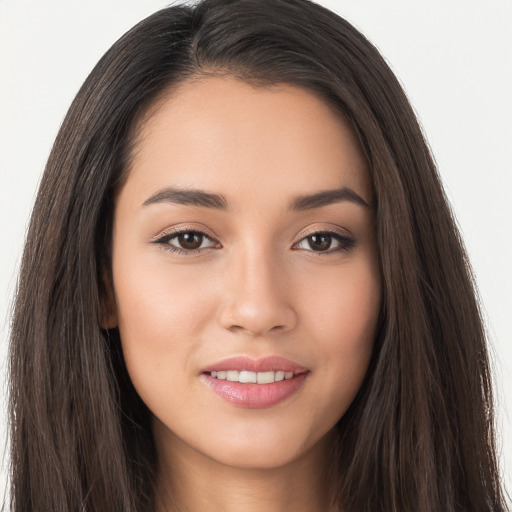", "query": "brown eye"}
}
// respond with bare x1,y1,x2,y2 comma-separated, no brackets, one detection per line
176,232,204,250
294,231,355,253
307,234,332,251
155,230,218,253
